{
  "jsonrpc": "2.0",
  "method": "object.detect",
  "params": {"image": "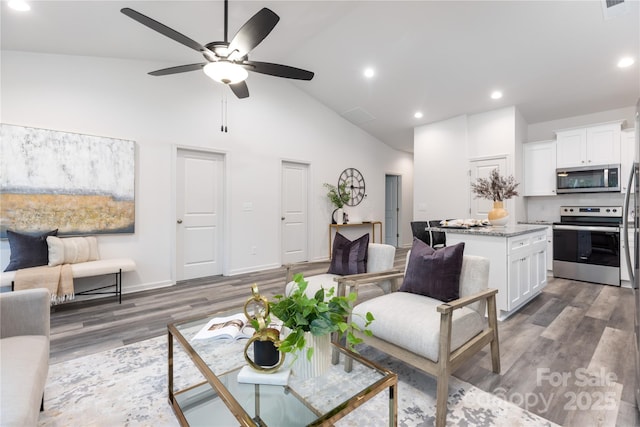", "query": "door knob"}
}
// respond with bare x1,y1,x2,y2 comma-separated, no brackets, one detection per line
177,219,183,224
281,217,285,221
